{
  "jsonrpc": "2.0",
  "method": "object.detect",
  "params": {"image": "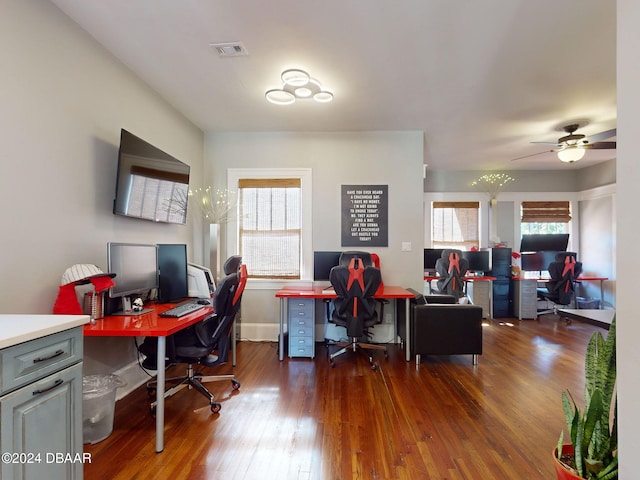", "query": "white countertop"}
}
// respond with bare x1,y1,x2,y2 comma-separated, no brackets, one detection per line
0,314,90,349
